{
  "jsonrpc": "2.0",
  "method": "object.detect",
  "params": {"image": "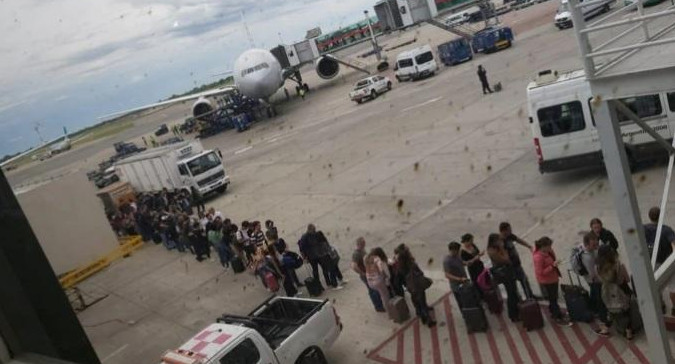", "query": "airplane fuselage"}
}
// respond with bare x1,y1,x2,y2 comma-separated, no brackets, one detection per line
233,49,284,101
